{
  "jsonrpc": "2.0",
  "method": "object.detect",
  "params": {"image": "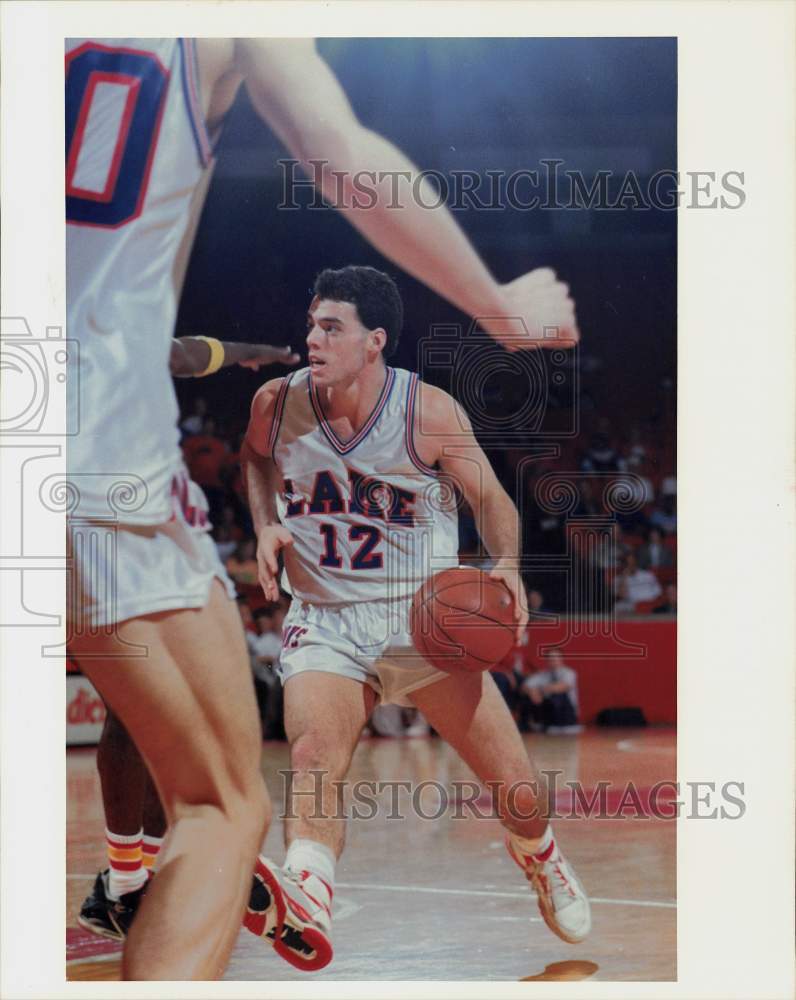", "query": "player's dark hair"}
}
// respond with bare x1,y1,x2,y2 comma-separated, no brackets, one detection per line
313,266,403,357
